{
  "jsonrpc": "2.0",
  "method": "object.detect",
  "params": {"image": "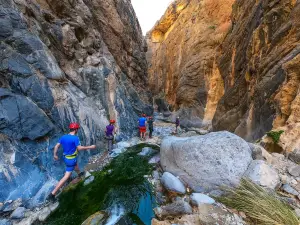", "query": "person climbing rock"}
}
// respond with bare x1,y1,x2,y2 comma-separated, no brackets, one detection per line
47,122,96,202
106,119,116,153
138,114,147,140
175,117,180,133
148,116,154,138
